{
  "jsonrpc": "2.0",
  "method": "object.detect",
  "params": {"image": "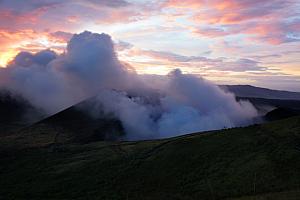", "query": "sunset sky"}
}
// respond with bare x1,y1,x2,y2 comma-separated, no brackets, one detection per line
0,0,300,91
